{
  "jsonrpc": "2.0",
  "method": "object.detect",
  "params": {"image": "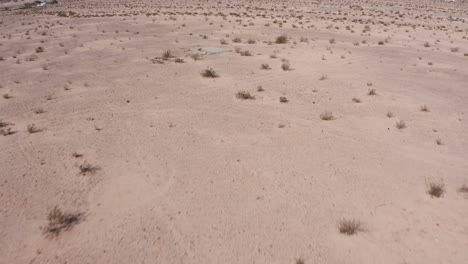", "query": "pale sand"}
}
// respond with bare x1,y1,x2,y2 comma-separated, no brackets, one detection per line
1,0,468,263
